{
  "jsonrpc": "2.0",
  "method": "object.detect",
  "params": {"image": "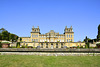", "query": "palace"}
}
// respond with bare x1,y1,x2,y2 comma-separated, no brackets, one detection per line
19,26,85,48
